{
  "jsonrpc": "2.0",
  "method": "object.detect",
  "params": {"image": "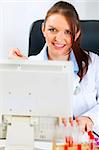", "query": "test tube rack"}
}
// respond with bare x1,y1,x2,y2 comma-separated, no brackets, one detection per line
52,140,99,150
